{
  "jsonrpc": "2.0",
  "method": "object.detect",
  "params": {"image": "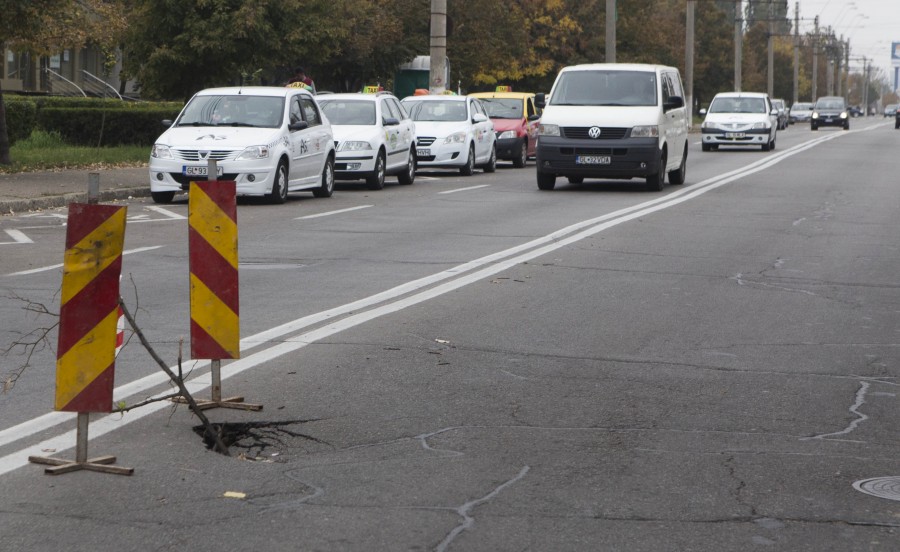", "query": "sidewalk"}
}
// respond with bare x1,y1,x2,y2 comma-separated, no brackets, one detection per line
0,166,151,215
